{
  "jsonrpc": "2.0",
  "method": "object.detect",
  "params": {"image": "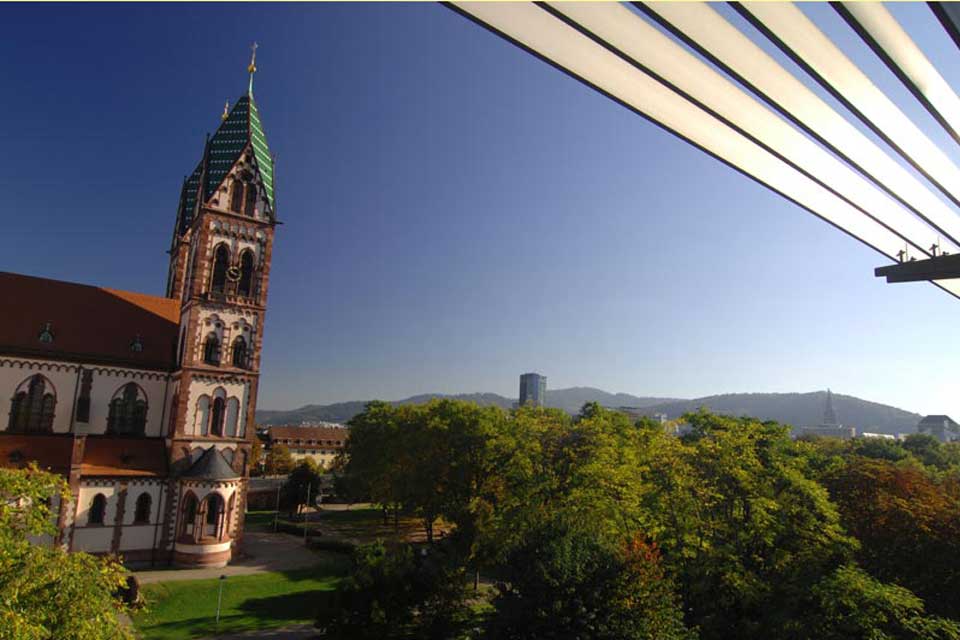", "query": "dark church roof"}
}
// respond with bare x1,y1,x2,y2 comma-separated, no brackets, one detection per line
919,415,959,427
82,437,168,477
0,272,180,369
177,93,275,235
183,446,240,480
0,434,168,477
